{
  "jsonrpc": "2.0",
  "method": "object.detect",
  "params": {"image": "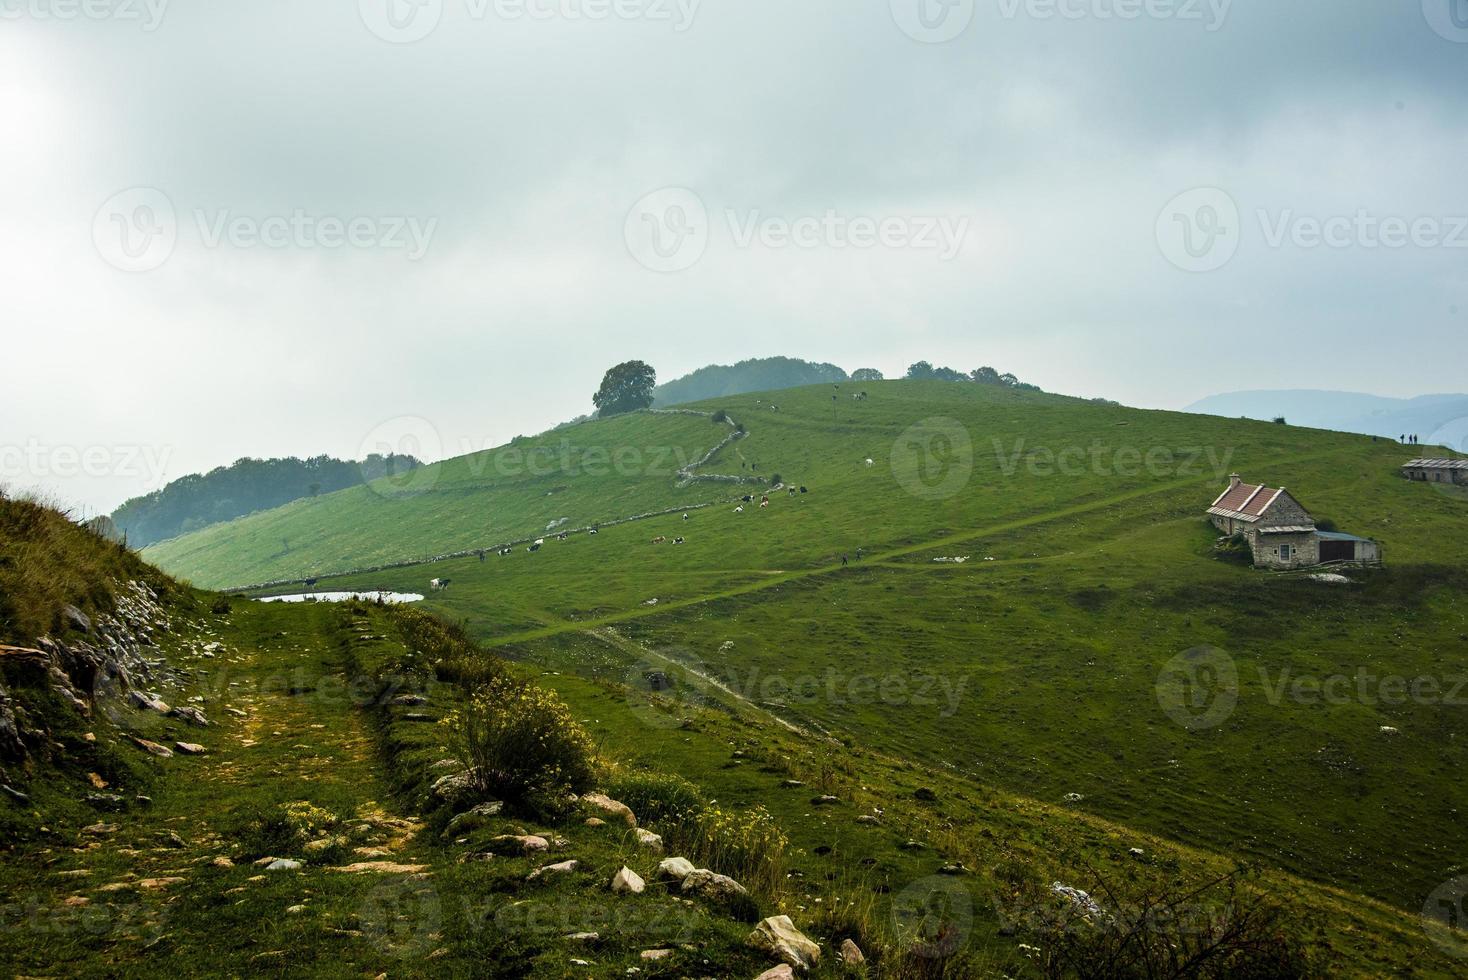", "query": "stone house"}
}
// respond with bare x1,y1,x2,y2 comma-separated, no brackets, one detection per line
1206,475,1380,569
1402,458,1468,486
